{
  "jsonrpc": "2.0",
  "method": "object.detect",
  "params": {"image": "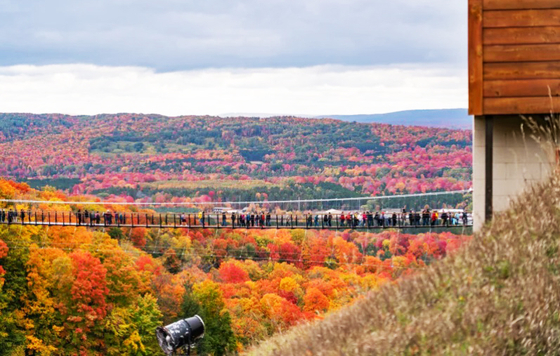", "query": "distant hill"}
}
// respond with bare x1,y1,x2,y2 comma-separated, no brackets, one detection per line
0,113,472,207
318,109,471,129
